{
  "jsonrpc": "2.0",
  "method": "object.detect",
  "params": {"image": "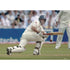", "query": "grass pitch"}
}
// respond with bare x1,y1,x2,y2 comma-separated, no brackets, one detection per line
0,43,70,59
